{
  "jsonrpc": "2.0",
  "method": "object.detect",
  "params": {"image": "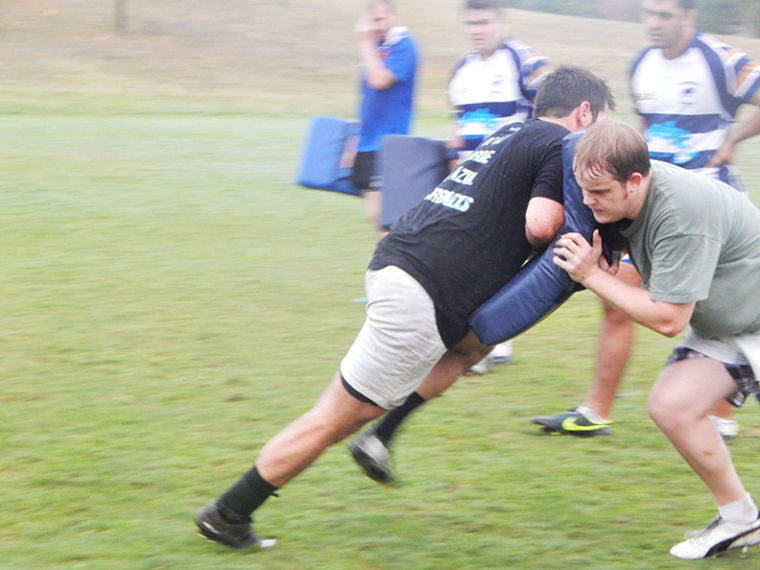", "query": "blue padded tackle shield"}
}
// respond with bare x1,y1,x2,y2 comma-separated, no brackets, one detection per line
468,131,595,346
380,135,449,229
294,116,360,195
